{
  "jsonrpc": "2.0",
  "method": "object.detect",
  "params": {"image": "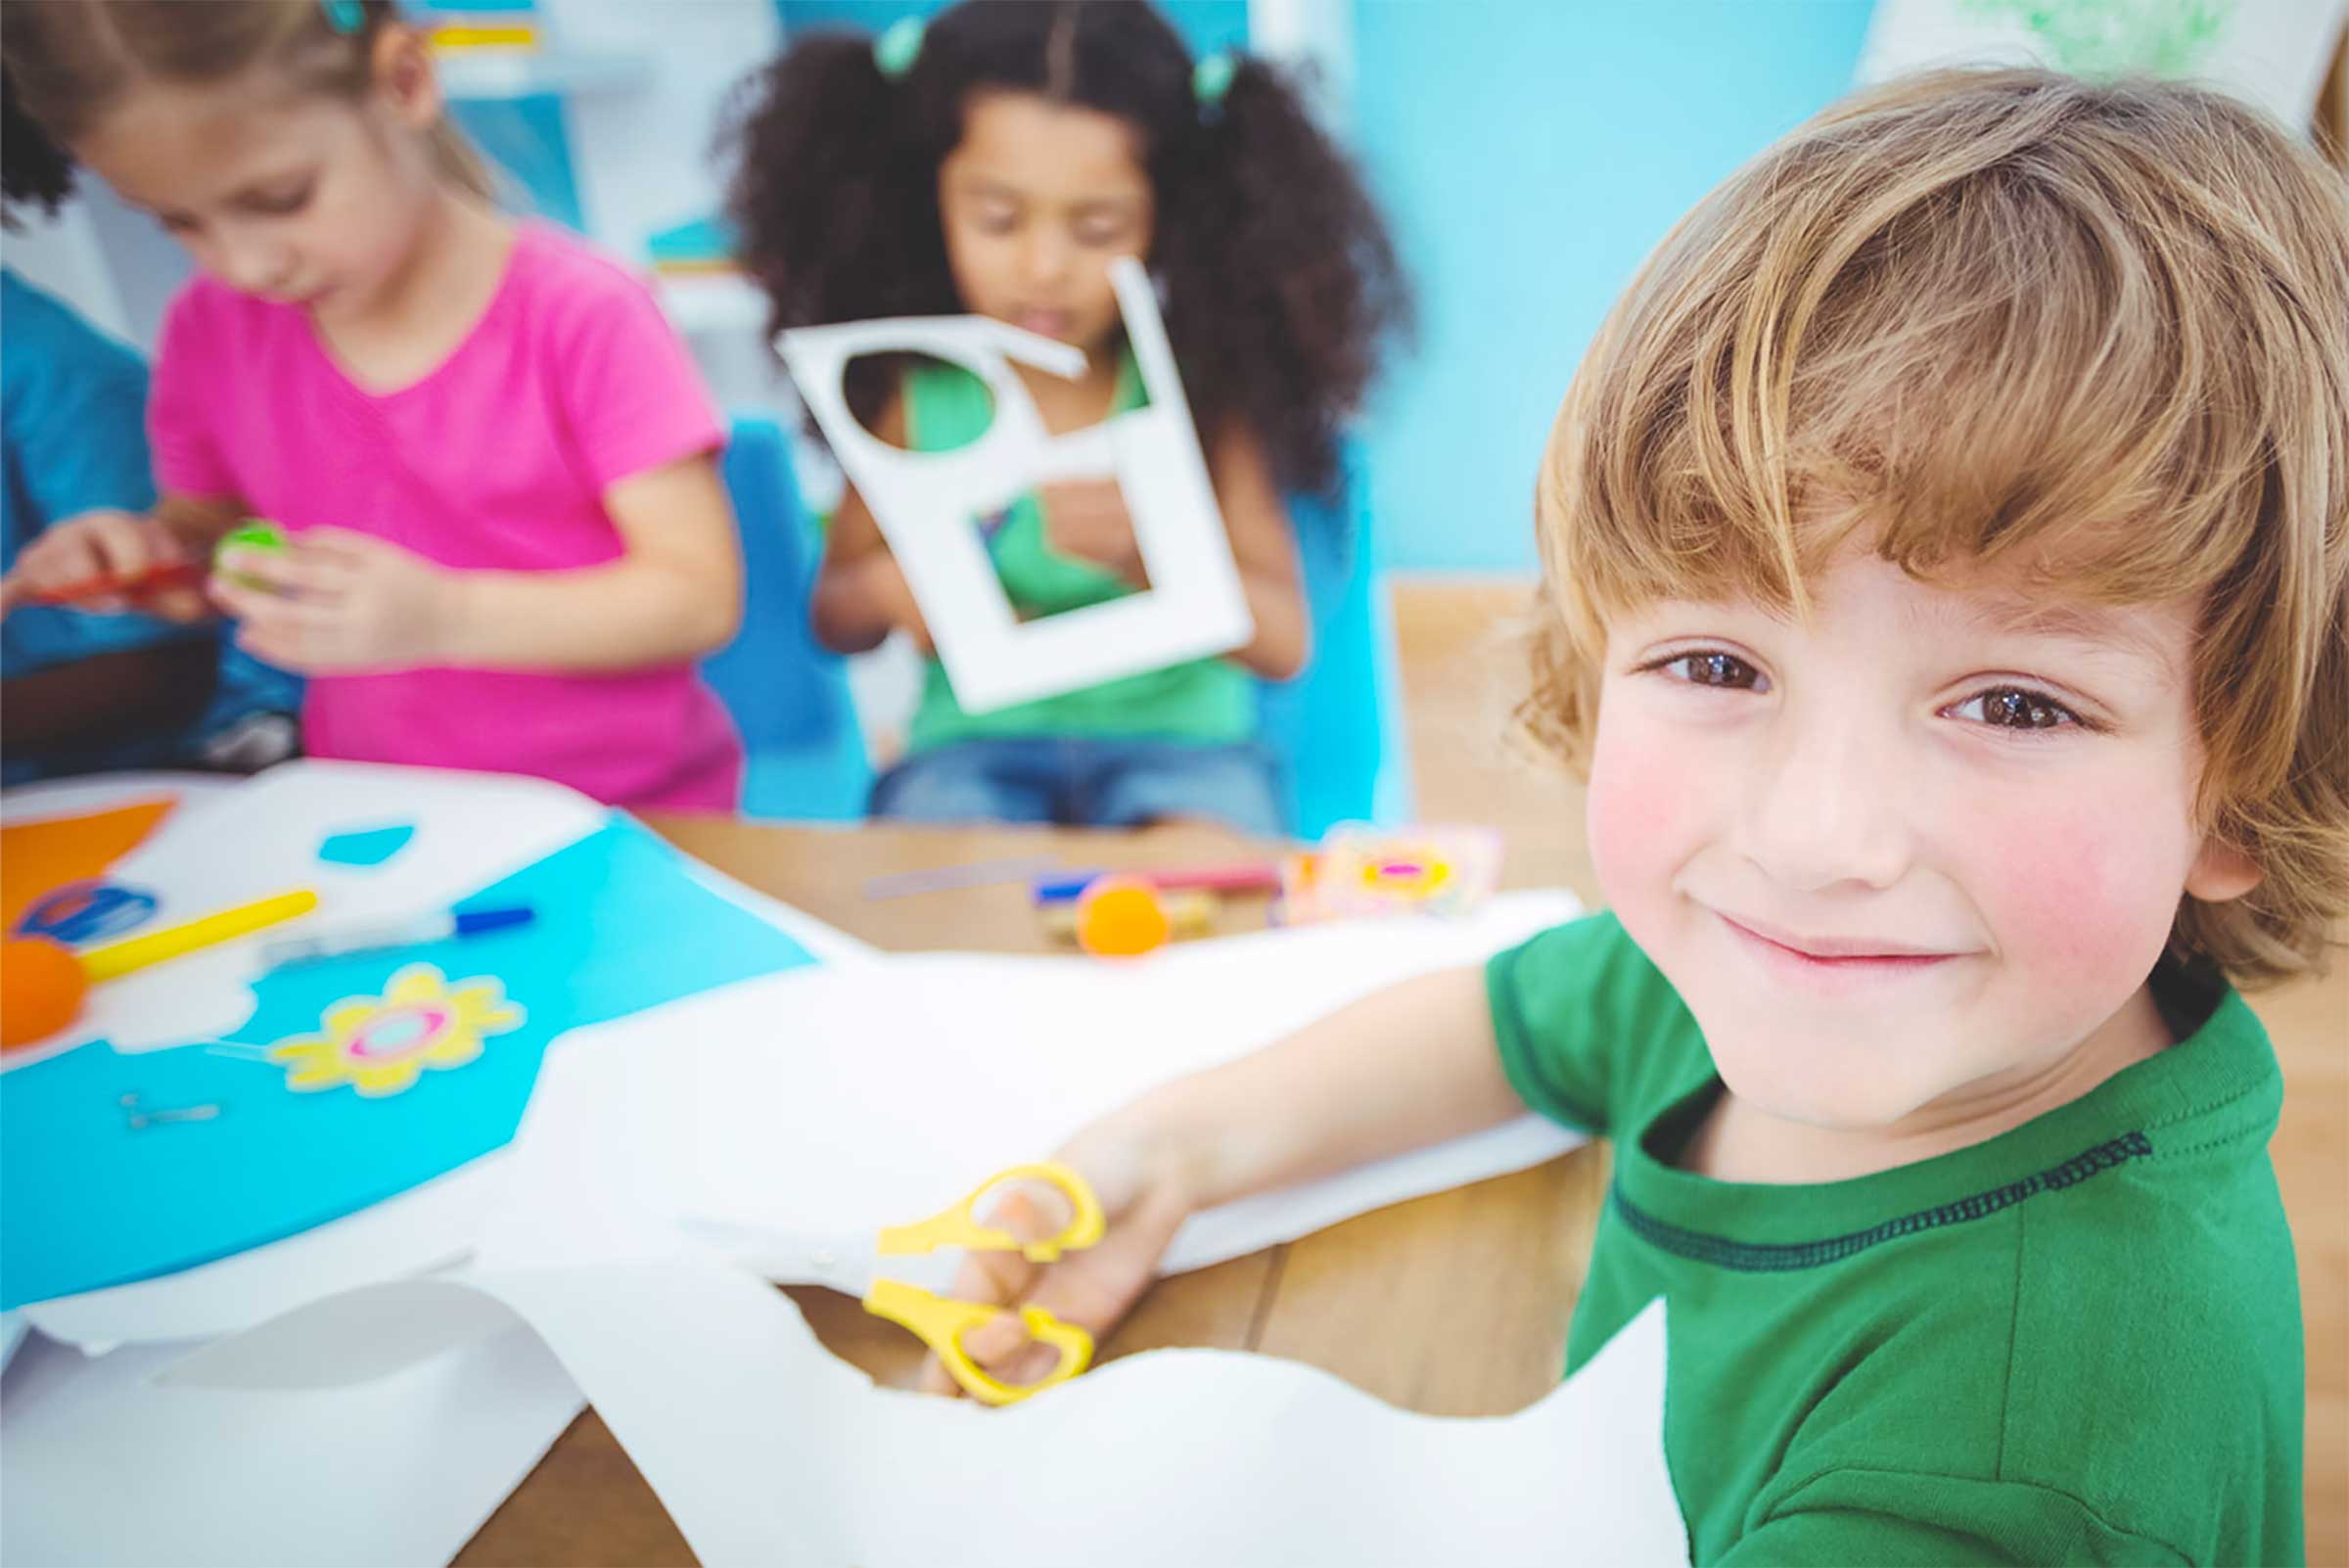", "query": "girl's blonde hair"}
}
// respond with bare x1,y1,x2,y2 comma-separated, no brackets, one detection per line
3,0,488,198
1529,69,2349,987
